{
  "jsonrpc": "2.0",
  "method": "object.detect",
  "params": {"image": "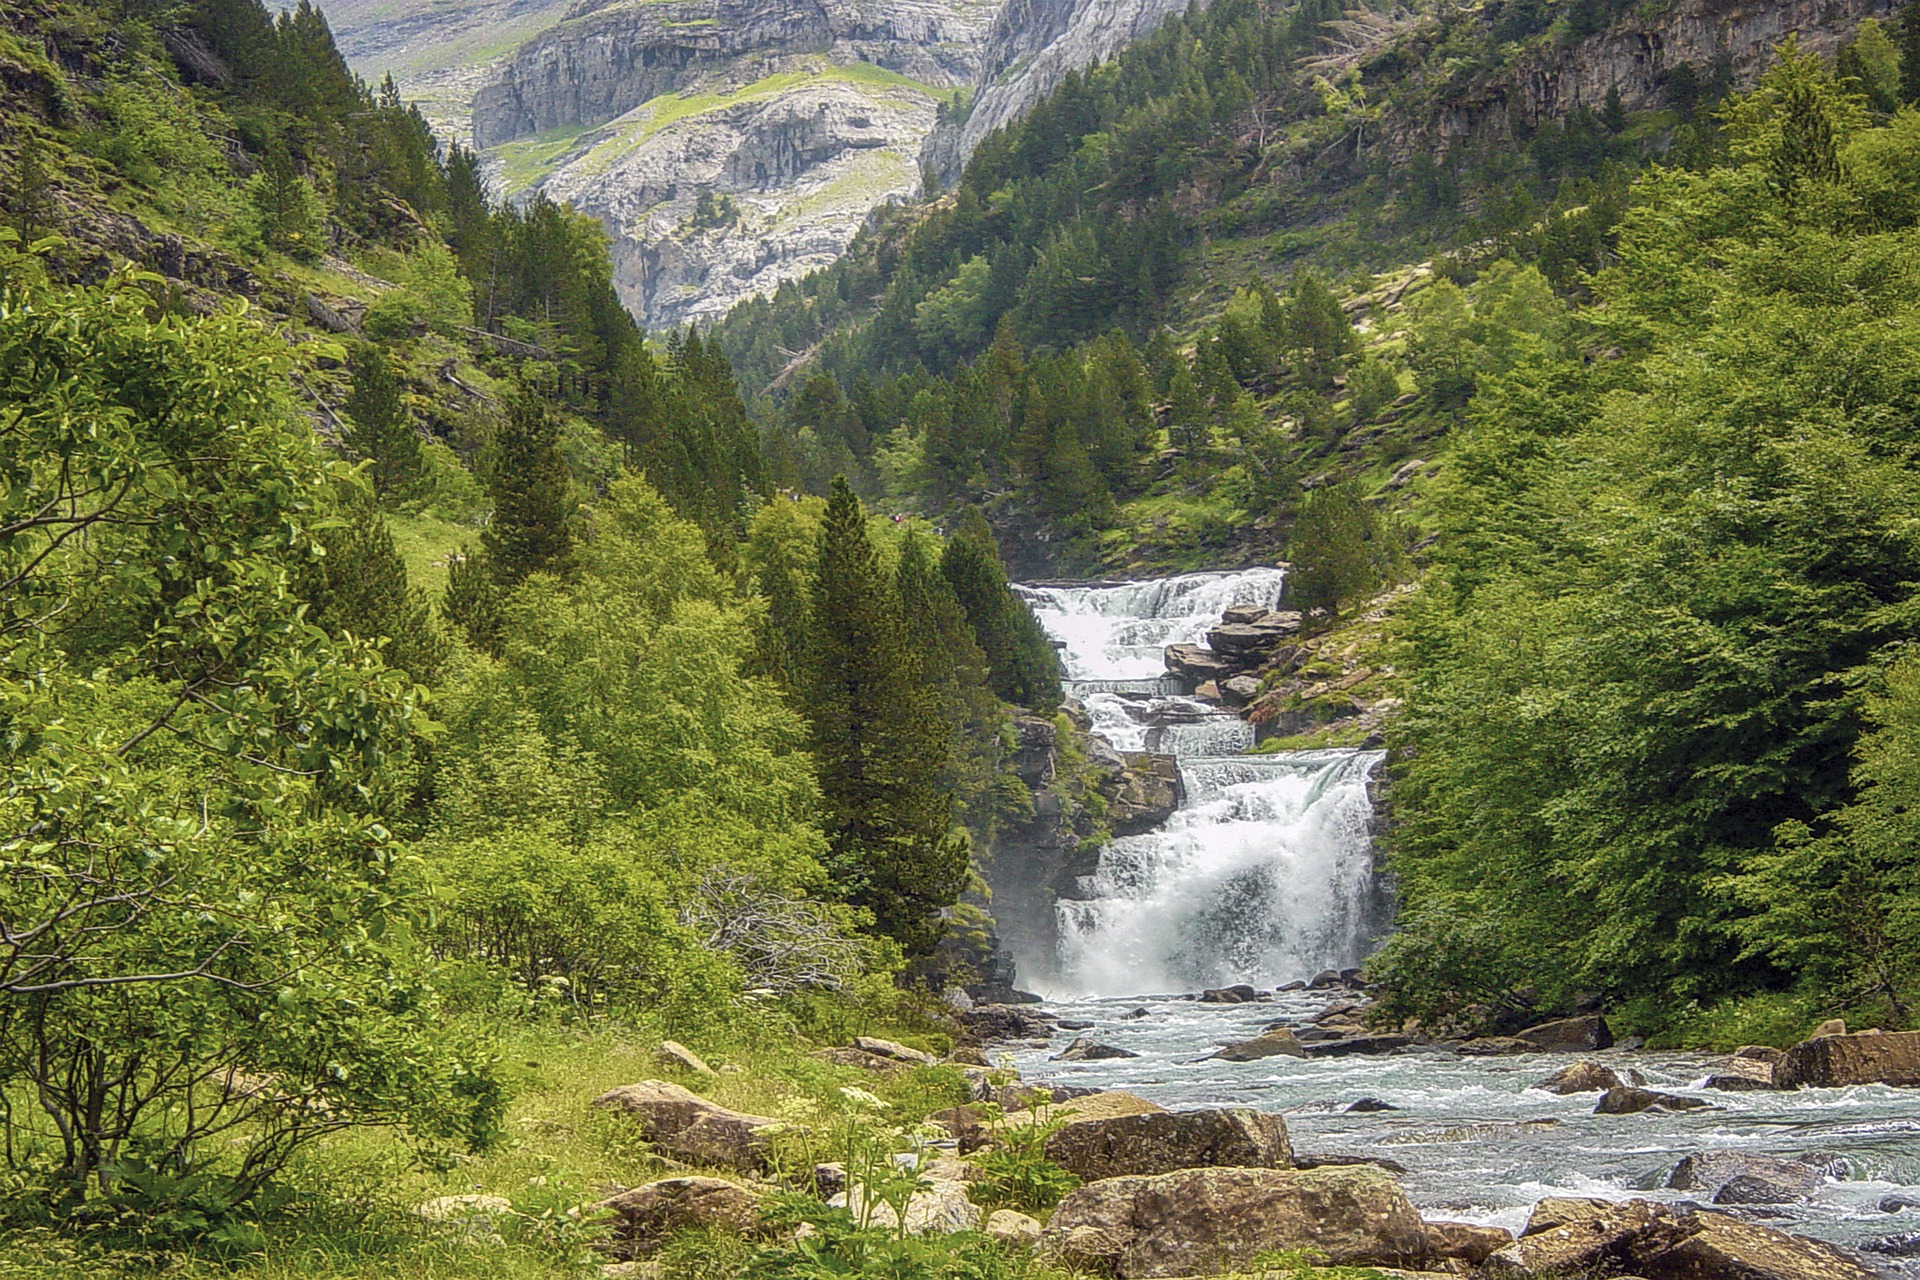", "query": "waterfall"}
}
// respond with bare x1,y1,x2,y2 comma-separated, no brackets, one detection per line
1016,570,1386,997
